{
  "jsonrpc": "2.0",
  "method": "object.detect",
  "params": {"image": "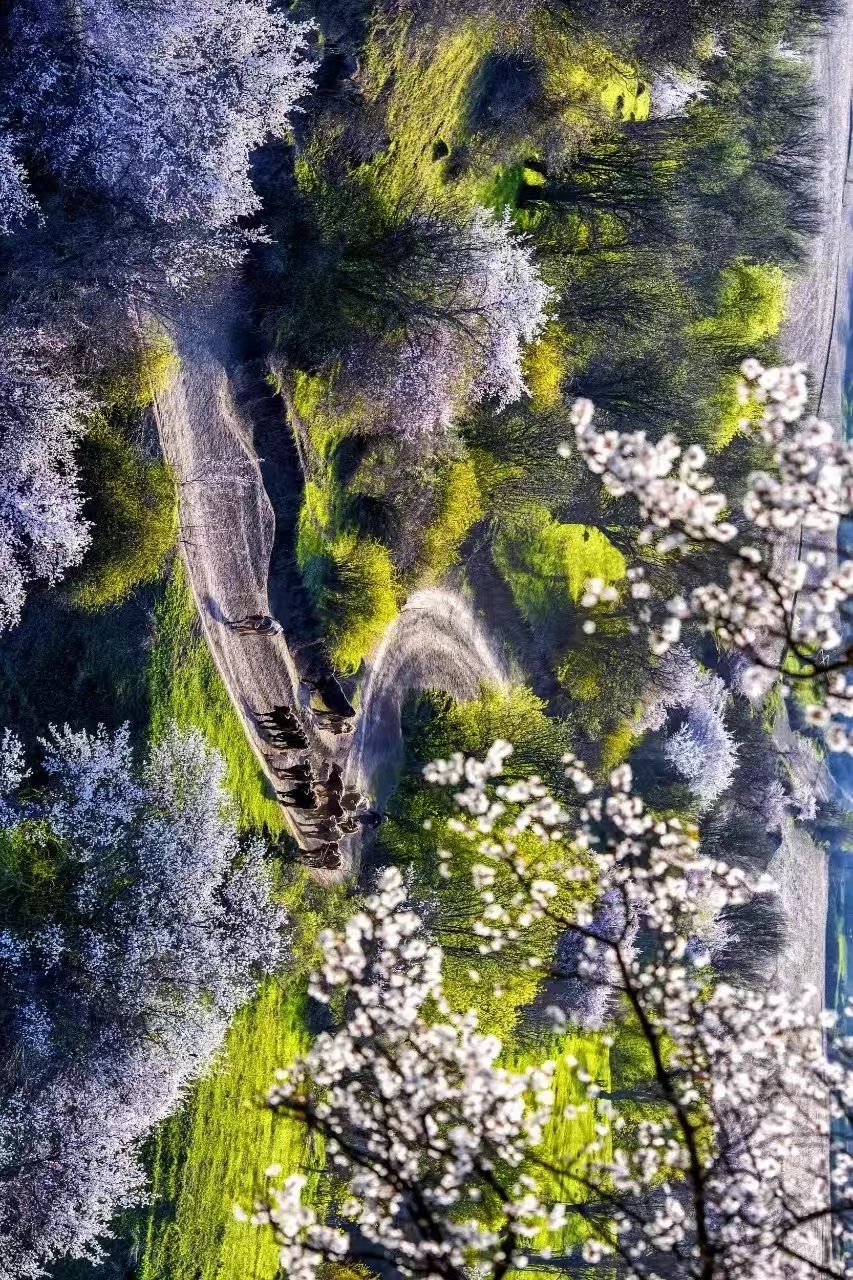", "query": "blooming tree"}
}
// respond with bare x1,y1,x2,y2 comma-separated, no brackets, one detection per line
0,723,288,1279
570,361,853,753
0,331,91,630
254,744,851,1279
5,0,313,232
371,208,552,436
637,646,739,804
0,128,37,235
